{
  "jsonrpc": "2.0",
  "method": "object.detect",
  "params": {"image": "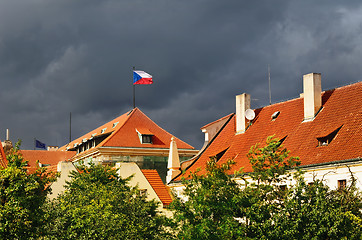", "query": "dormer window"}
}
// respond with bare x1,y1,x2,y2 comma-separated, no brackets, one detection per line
214,148,228,161
141,134,153,144
112,122,119,128
136,128,154,144
277,136,287,147
101,128,107,134
317,126,342,147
